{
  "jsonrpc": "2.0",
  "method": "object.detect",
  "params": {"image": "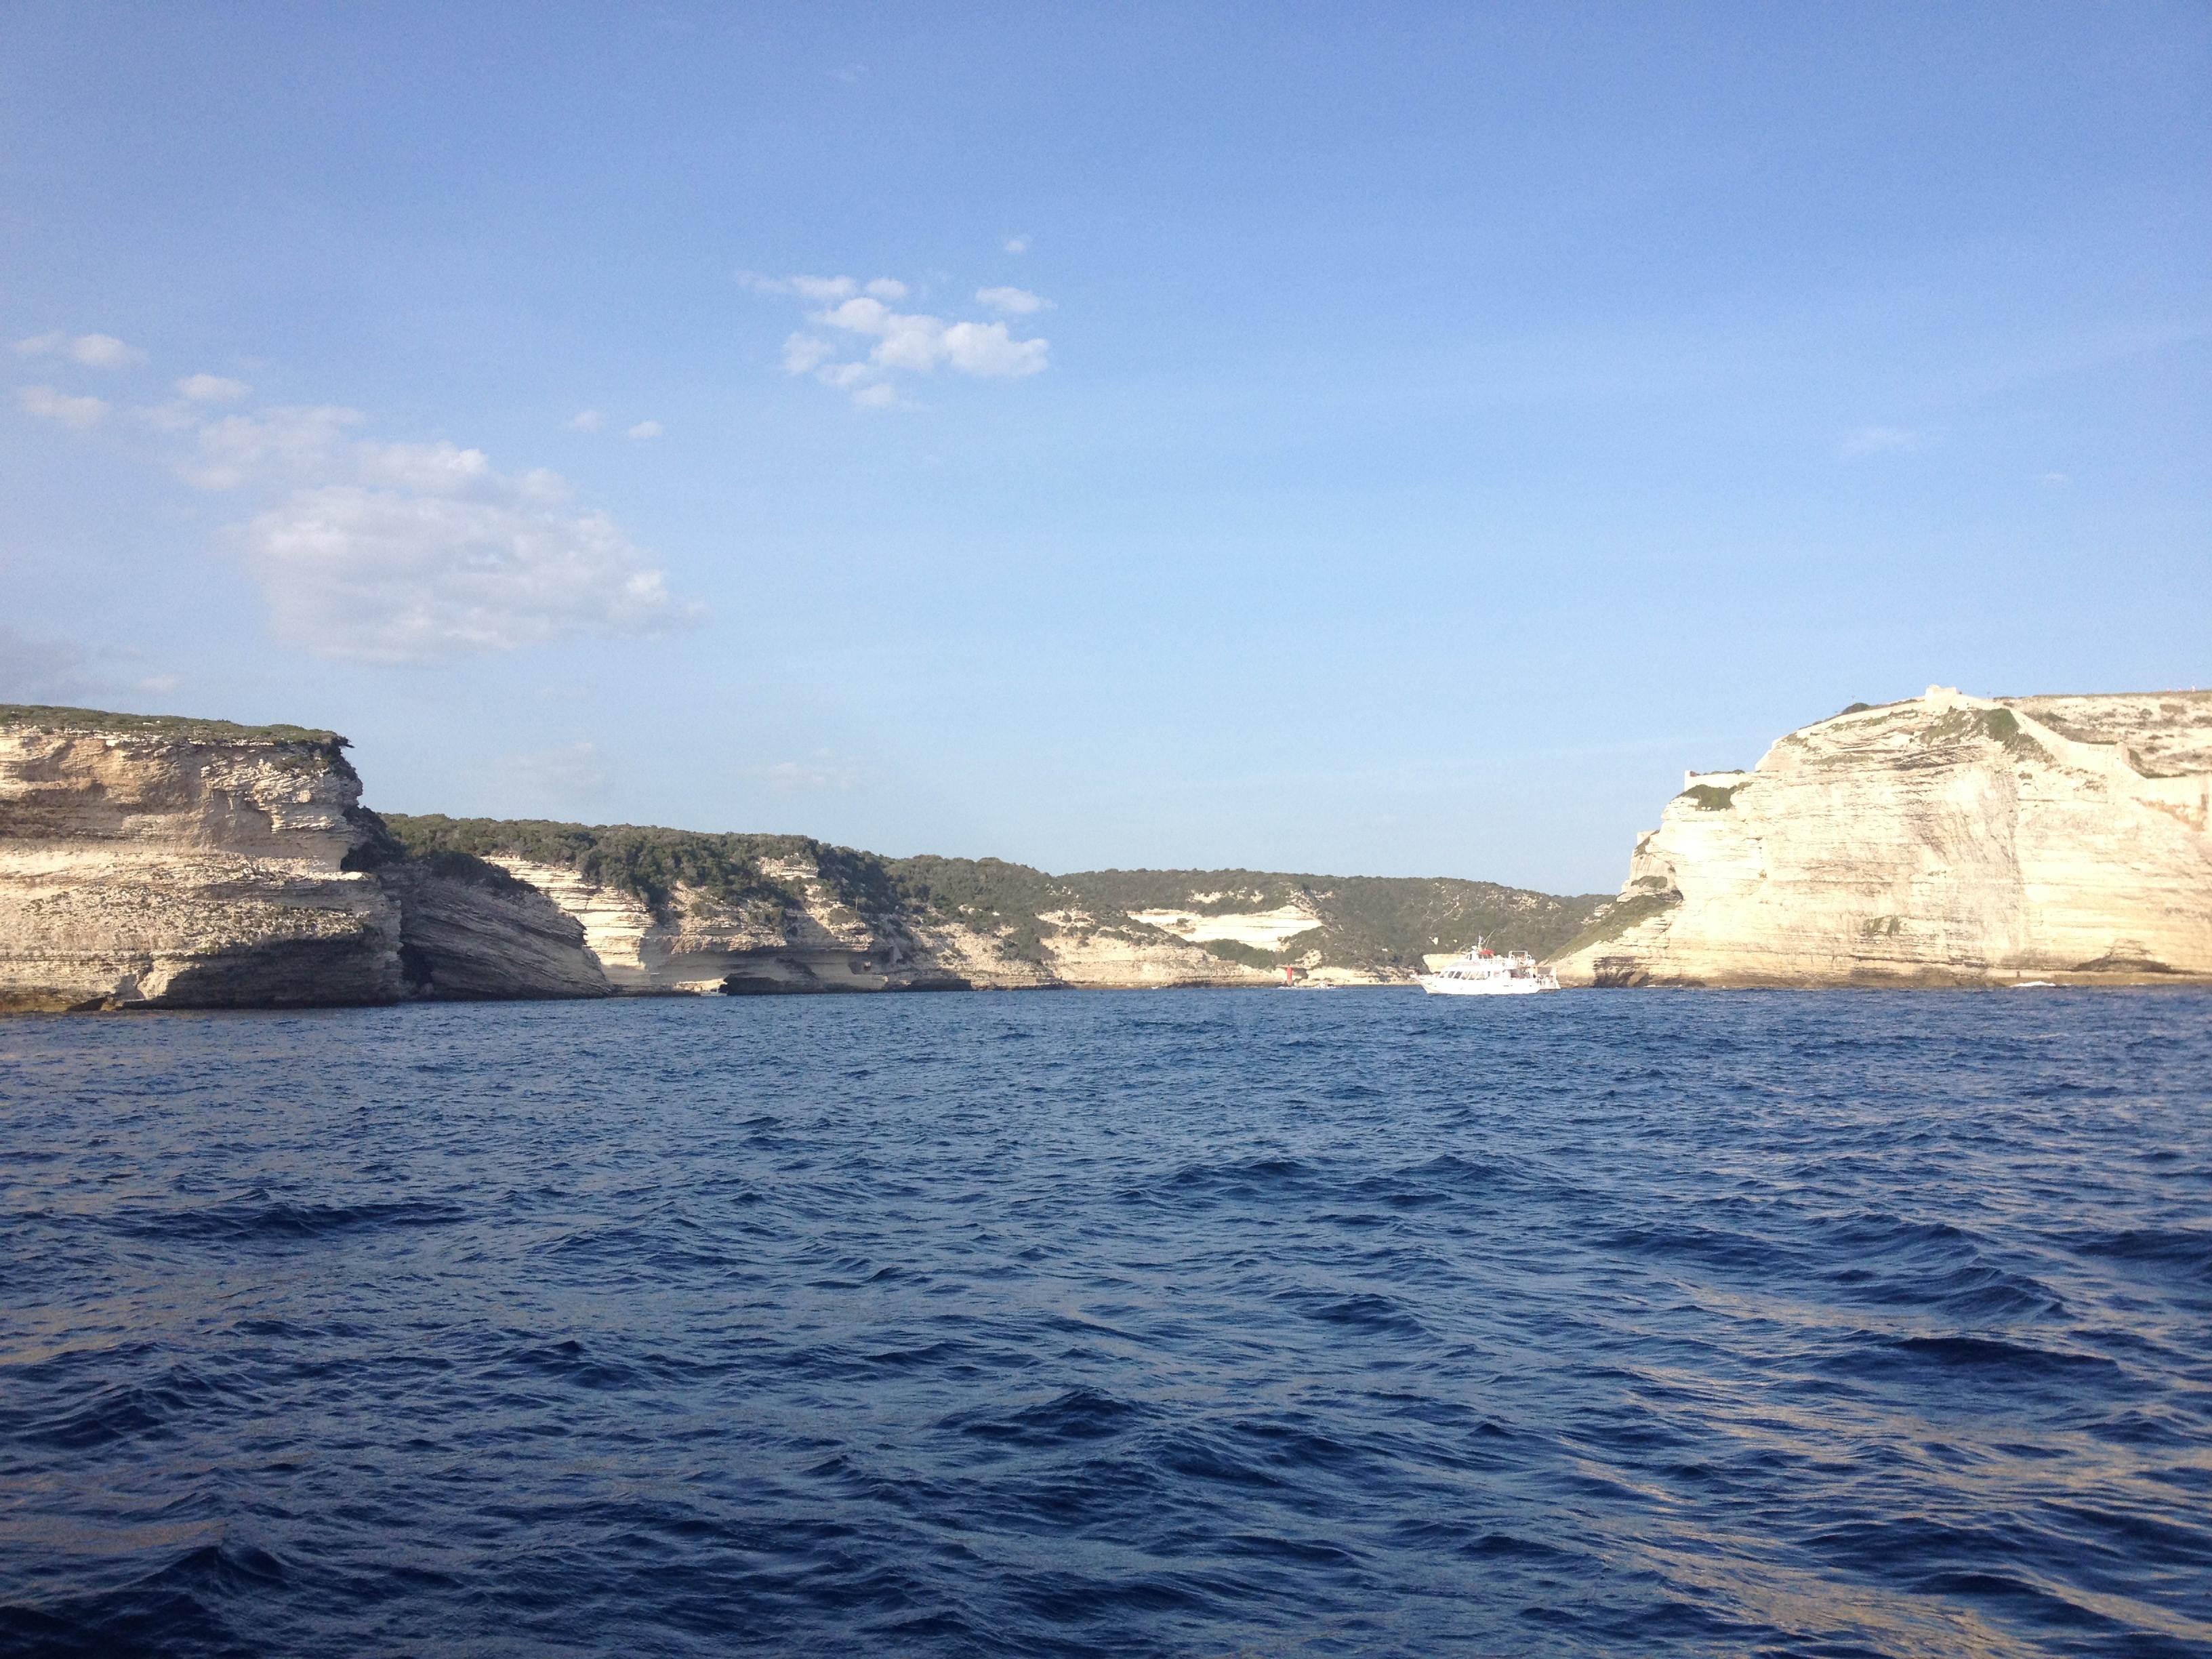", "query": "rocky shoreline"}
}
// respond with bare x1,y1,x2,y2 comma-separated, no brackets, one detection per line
0,704,1591,1010
7,686,2205,1012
